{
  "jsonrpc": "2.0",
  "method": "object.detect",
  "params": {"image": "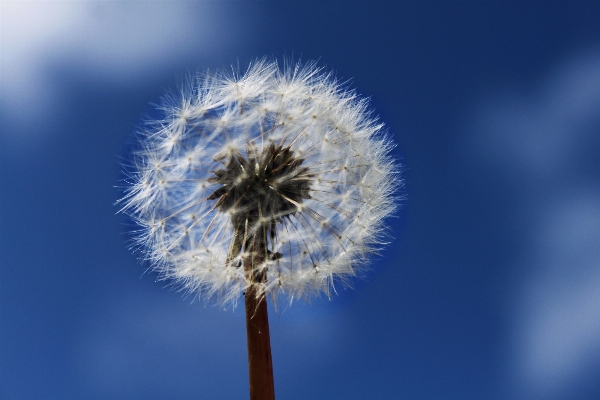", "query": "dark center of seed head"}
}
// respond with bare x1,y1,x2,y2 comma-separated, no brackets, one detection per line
207,142,312,227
